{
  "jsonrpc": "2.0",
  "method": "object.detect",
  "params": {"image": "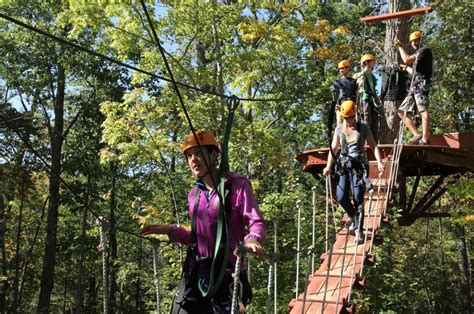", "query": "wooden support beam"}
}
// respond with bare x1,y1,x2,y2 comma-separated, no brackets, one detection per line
361,6,433,24
407,175,421,213
415,187,448,217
